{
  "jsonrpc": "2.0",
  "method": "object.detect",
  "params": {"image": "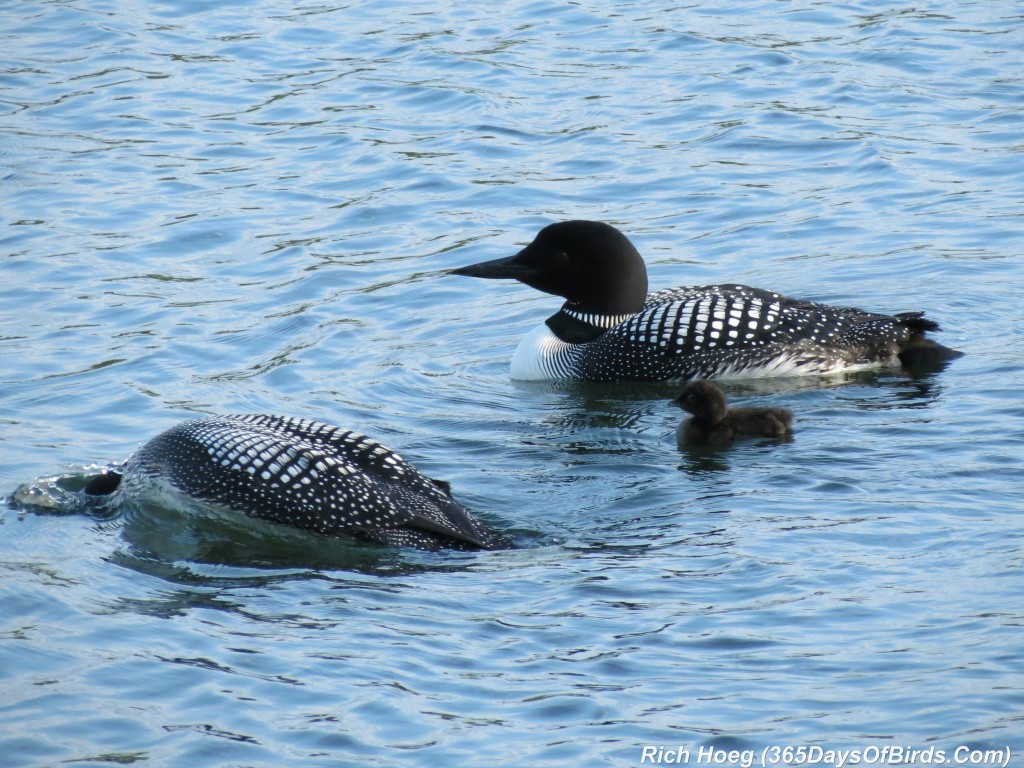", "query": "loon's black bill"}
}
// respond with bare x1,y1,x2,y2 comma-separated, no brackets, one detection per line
449,254,537,282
